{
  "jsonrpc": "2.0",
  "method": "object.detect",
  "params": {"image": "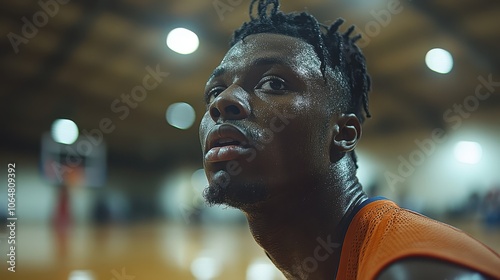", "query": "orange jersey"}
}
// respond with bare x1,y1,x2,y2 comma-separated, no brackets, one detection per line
336,199,500,279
